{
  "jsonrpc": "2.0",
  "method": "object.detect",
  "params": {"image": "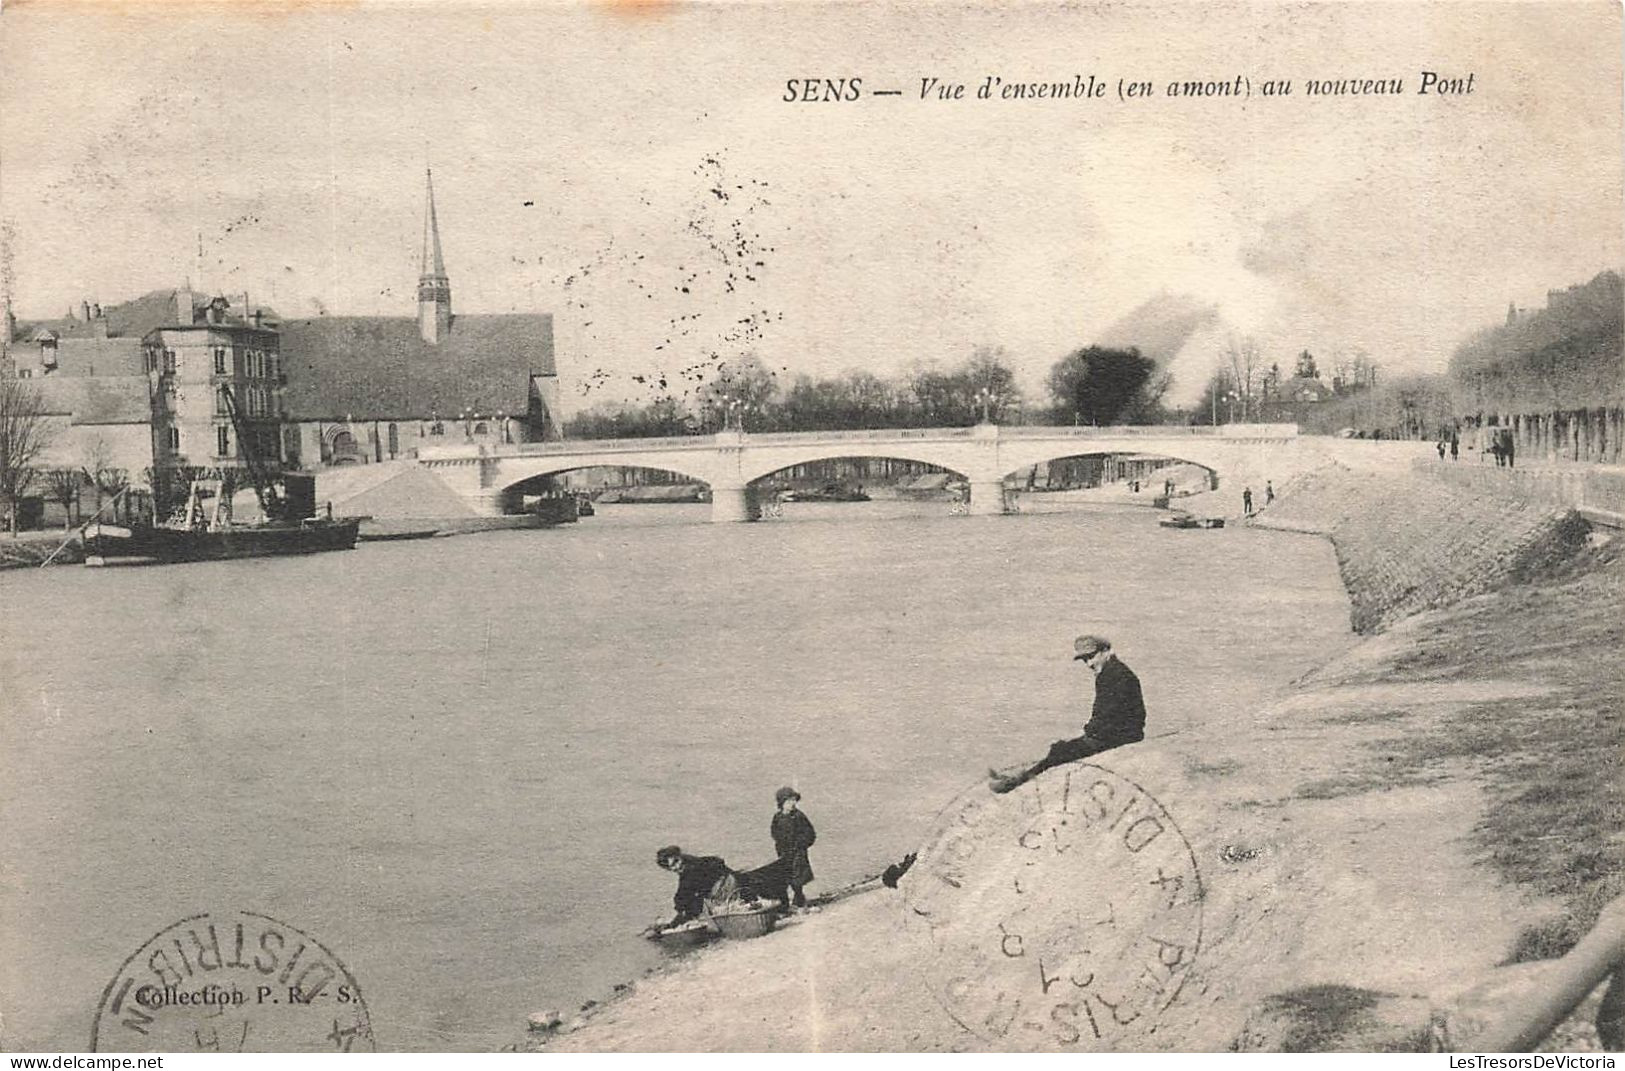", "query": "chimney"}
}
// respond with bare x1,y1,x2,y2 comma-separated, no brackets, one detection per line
176,284,194,325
